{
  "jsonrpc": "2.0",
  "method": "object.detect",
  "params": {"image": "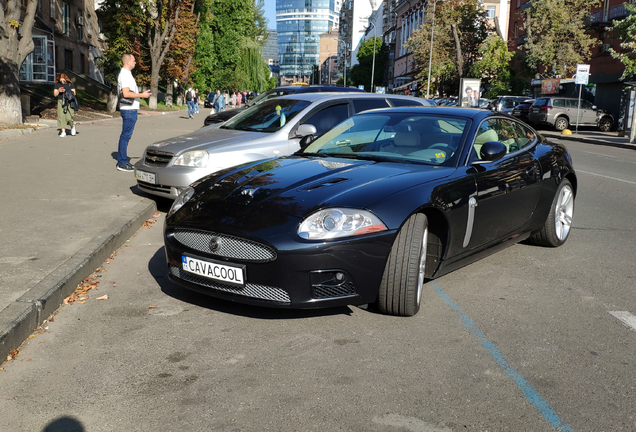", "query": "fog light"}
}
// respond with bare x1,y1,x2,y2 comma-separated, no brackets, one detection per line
310,270,356,299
